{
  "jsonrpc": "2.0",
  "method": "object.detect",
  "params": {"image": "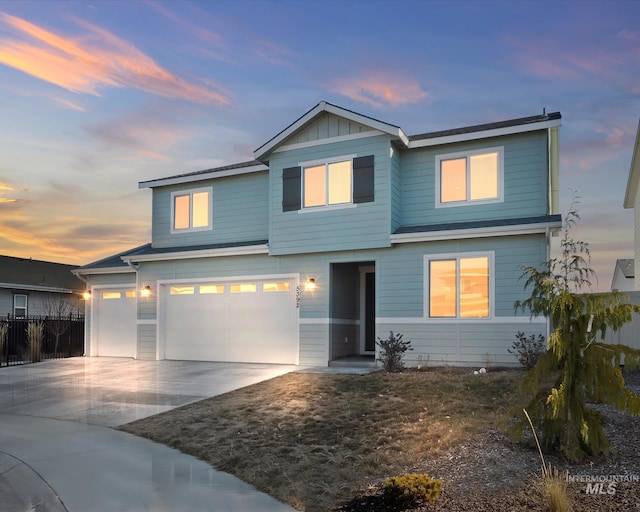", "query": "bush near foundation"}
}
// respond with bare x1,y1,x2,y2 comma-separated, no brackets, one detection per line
382,473,443,508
